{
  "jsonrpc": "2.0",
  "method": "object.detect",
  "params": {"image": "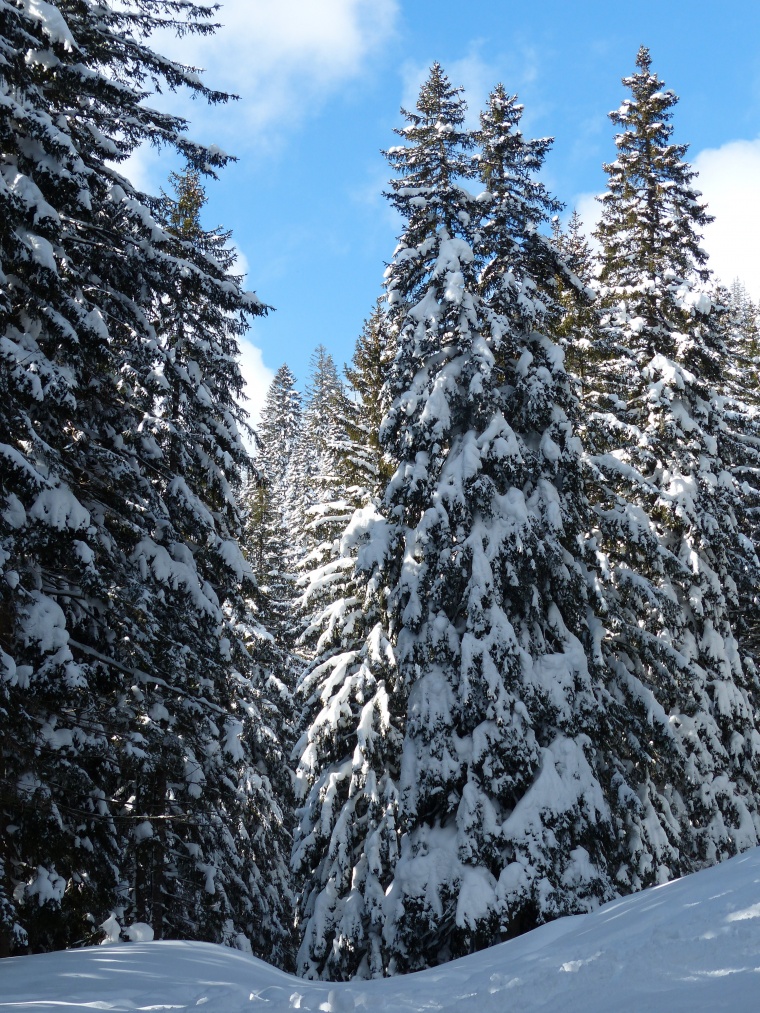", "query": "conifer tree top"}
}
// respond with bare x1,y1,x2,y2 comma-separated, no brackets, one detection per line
165,167,207,240
636,44,652,73
385,63,473,201
596,47,713,289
